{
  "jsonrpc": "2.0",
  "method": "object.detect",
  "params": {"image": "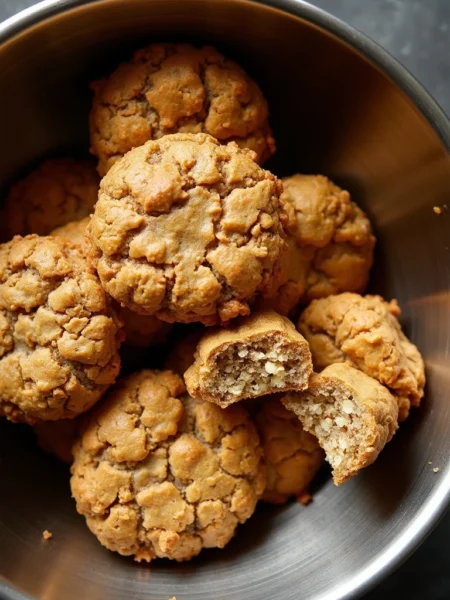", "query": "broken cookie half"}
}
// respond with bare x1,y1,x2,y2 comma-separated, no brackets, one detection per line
185,310,312,408
282,363,398,485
